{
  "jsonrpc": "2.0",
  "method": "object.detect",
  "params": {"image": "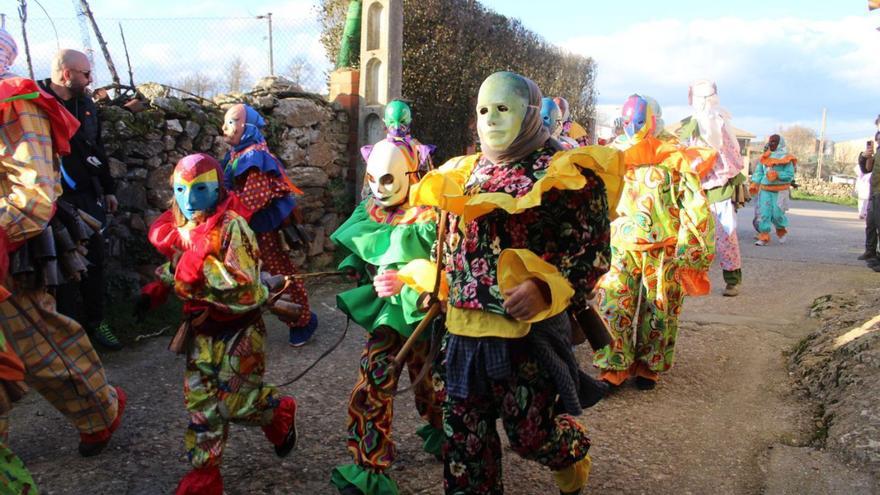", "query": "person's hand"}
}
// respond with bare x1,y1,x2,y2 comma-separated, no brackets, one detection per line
373,270,403,297
766,170,779,182
133,294,152,322
104,194,119,213
502,278,550,321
